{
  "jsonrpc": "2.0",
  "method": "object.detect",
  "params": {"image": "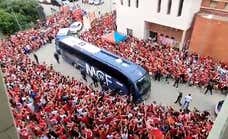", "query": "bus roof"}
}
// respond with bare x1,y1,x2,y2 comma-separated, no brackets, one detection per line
60,36,147,82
